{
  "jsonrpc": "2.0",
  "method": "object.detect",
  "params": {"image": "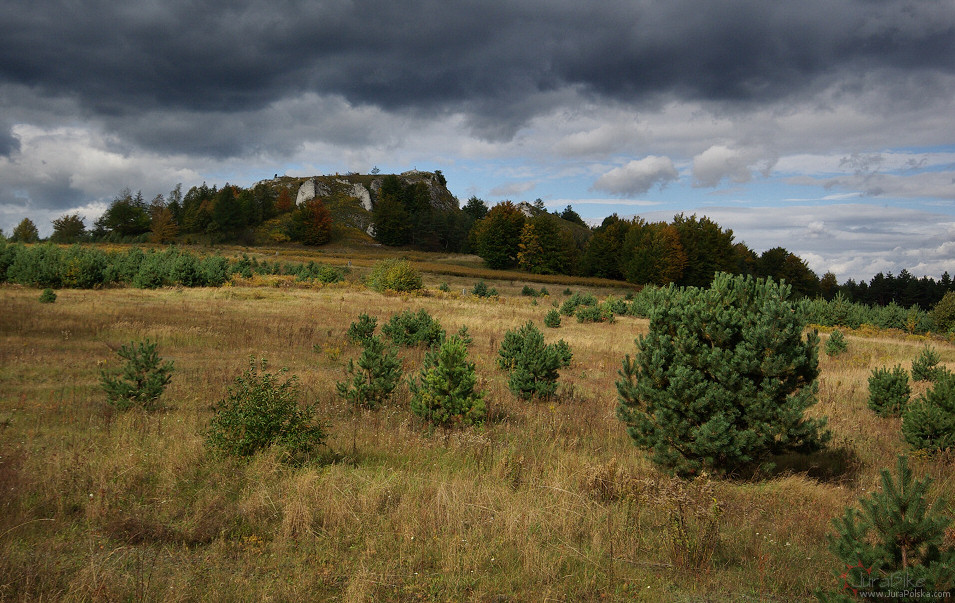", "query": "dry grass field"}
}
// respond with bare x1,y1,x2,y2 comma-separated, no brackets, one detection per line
1,264,953,601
